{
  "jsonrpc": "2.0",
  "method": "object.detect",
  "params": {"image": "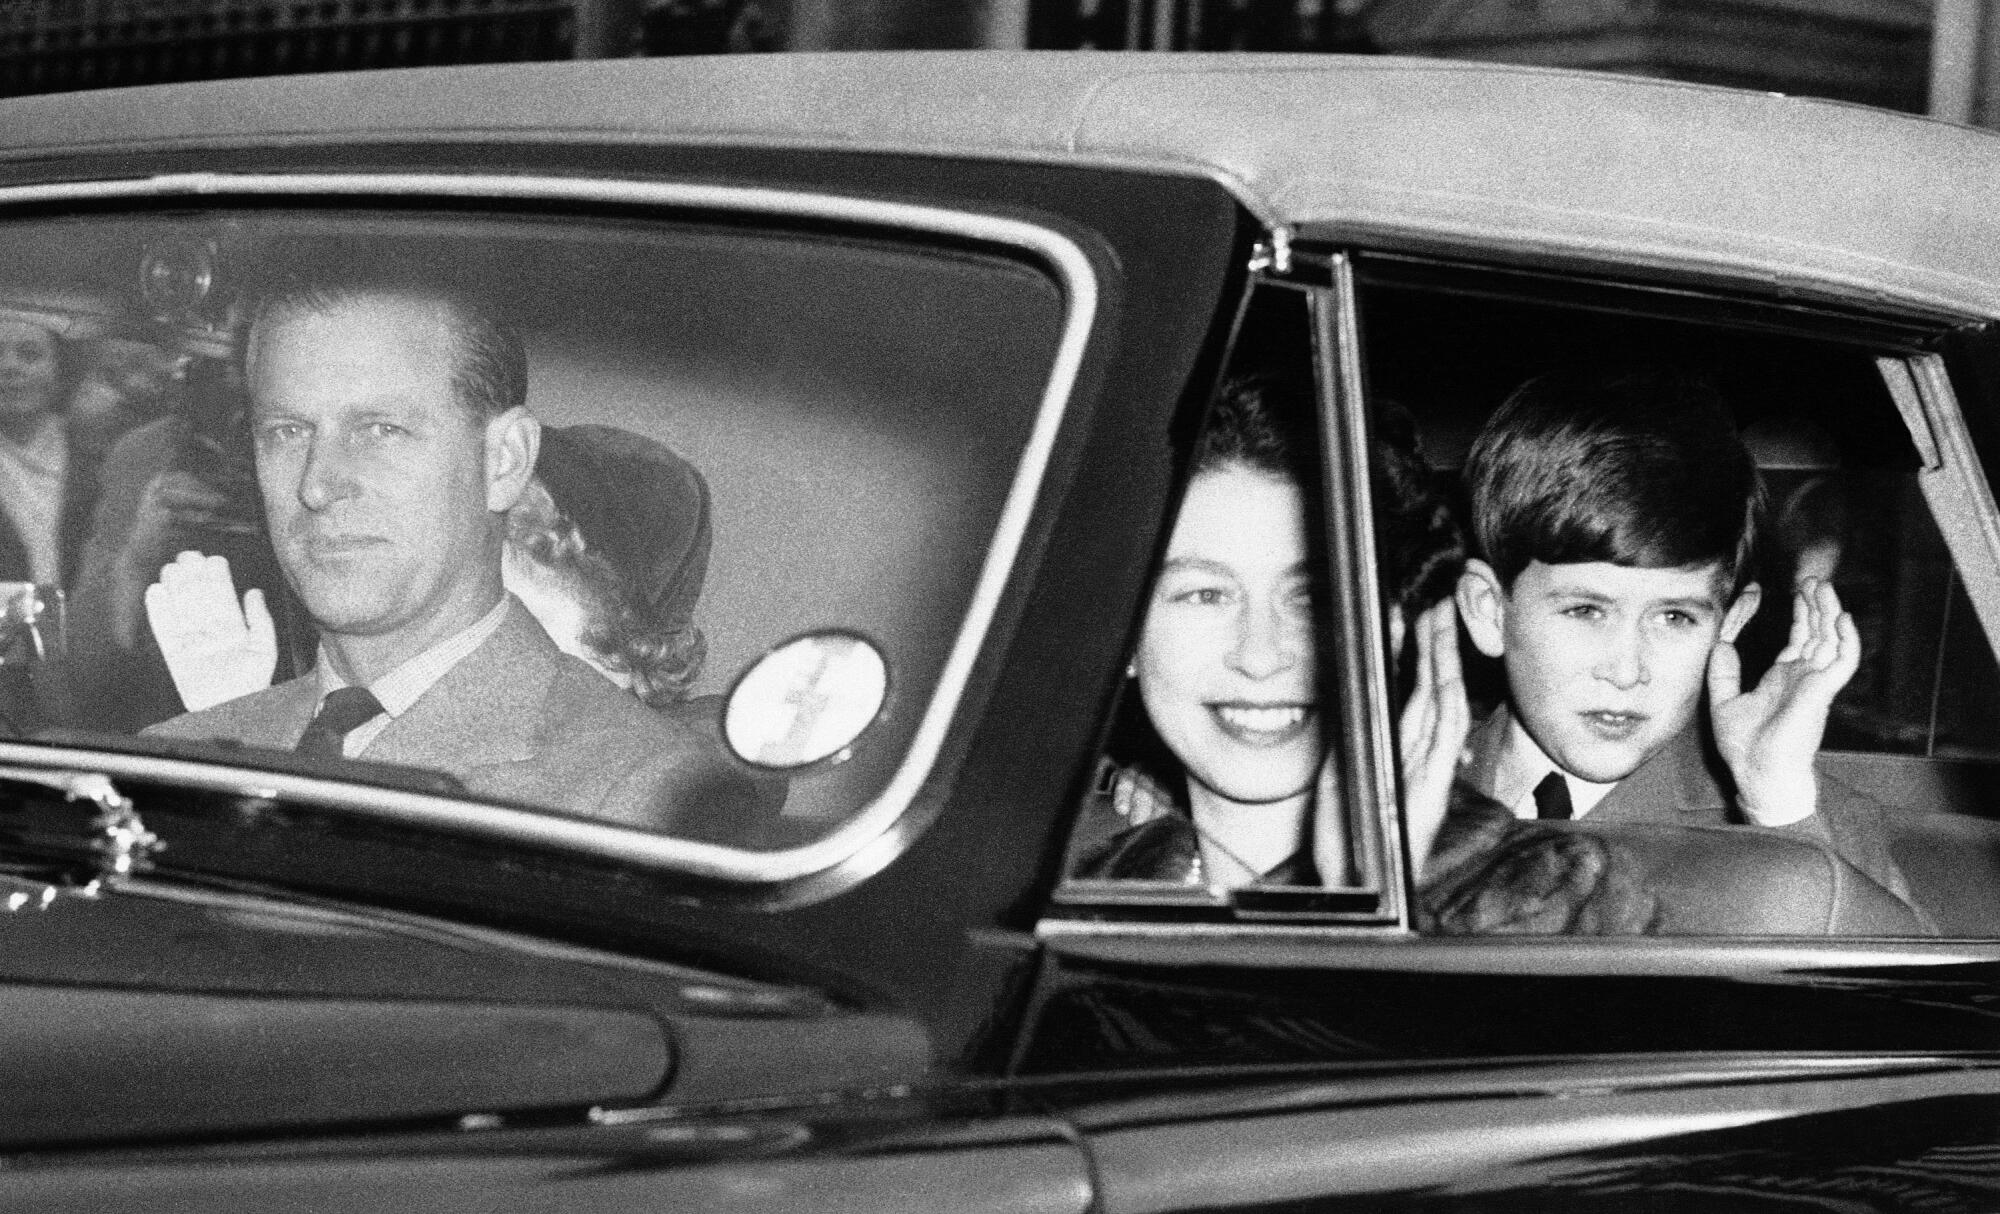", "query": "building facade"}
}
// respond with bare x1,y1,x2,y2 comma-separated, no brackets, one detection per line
1026,0,1929,112
0,0,1937,117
